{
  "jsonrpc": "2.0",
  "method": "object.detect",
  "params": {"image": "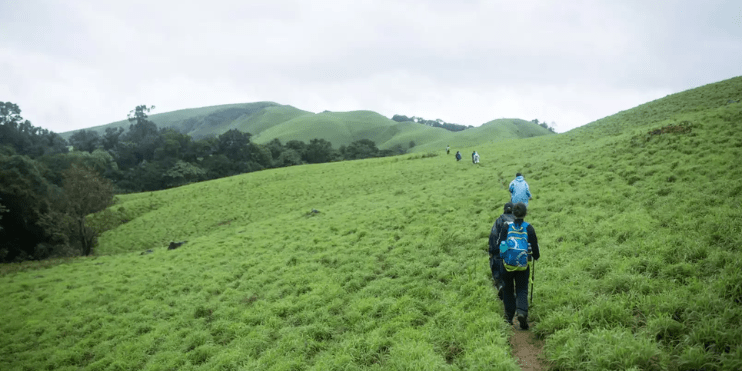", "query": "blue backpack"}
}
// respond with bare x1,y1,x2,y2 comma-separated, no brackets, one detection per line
499,221,530,271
